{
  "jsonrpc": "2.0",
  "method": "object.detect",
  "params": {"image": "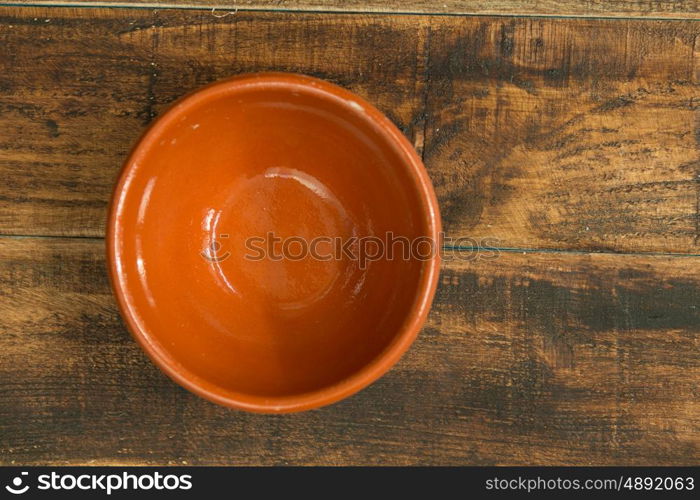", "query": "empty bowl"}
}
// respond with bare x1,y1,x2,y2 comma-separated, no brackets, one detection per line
107,73,441,412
